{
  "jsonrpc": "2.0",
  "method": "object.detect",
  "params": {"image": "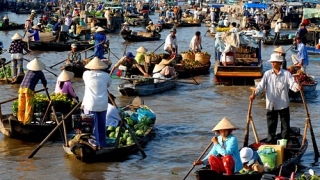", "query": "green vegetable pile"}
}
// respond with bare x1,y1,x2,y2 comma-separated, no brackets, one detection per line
0,65,11,79
180,59,204,69
295,174,320,180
